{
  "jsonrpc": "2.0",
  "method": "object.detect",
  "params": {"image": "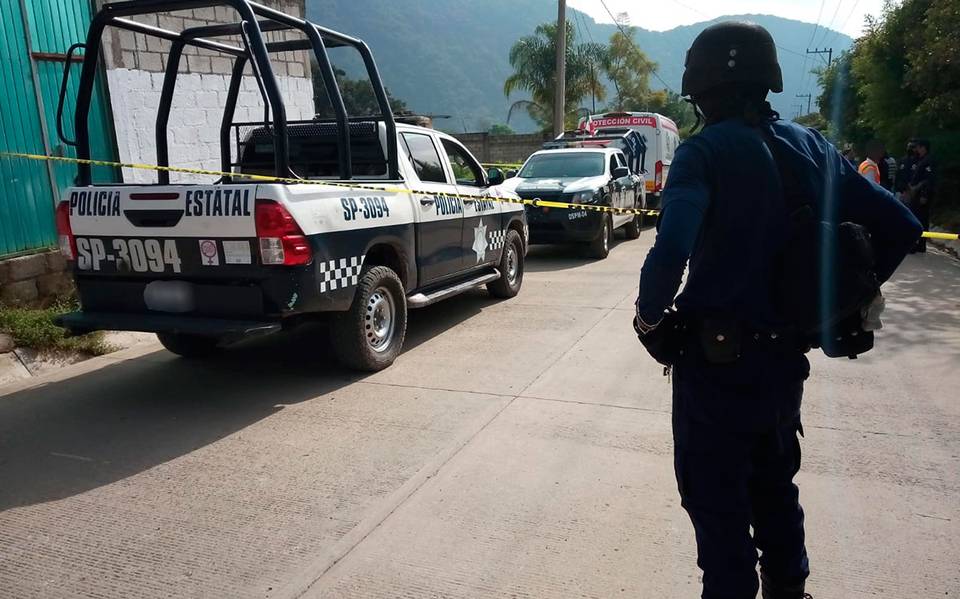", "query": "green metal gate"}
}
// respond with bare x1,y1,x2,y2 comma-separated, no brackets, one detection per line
0,0,118,257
